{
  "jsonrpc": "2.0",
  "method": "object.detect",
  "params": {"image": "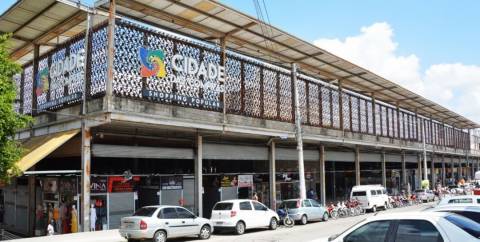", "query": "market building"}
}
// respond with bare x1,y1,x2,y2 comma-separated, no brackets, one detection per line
1,0,480,236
